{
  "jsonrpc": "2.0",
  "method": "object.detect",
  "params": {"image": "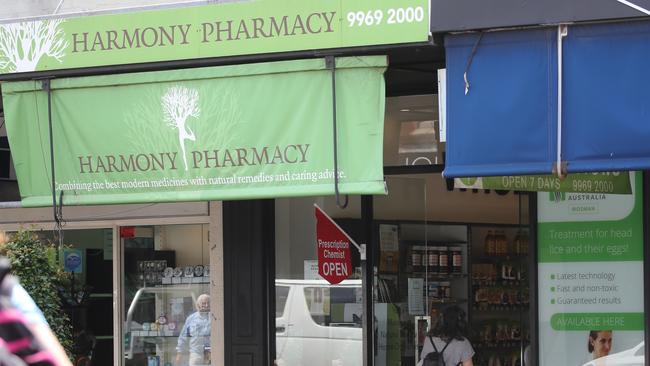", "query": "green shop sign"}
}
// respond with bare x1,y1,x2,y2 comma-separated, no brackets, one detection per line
550,312,644,331
454,172,631,194
0,0,429,75
3,56,387,206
